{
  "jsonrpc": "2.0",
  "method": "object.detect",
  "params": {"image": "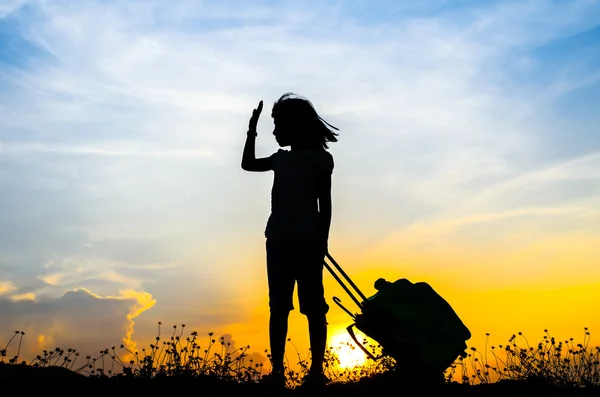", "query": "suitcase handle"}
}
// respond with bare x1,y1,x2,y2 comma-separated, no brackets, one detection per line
332,296,356,320
346,324,378,361
324,253,368,311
